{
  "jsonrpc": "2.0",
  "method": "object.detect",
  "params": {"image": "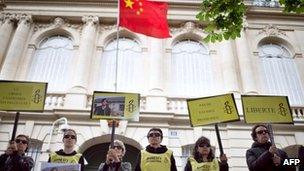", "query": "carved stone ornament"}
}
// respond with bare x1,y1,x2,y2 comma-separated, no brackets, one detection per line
258,24,286,37
17,13,32,25
53,17,65,27
0,13,17,24
33,23,52,32
33,17,82,33
82,15,99,26
170,21,198,34
99,24,117,32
